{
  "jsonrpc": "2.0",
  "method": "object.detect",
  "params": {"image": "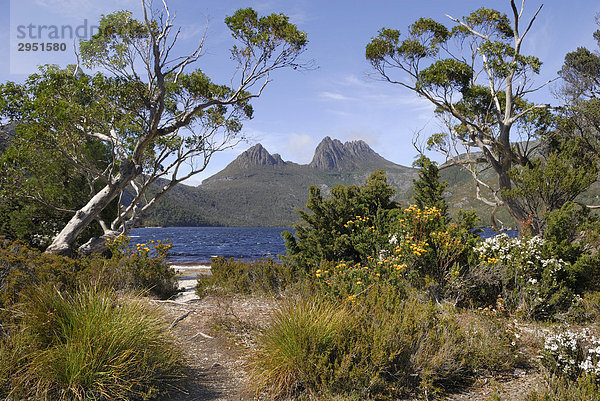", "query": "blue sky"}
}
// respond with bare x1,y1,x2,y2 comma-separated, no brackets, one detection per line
1,0,599,184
